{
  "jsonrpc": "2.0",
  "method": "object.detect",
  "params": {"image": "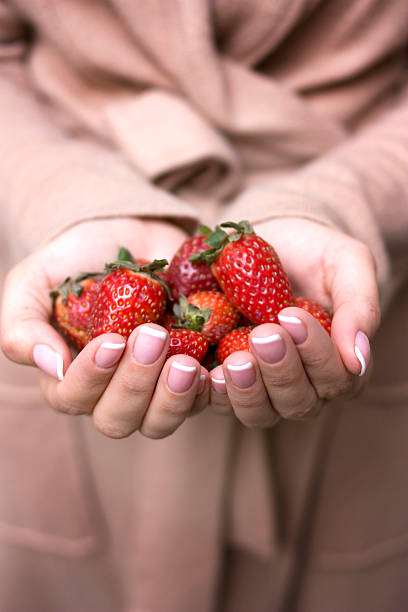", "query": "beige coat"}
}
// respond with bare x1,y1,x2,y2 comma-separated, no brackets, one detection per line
1,1,408,610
